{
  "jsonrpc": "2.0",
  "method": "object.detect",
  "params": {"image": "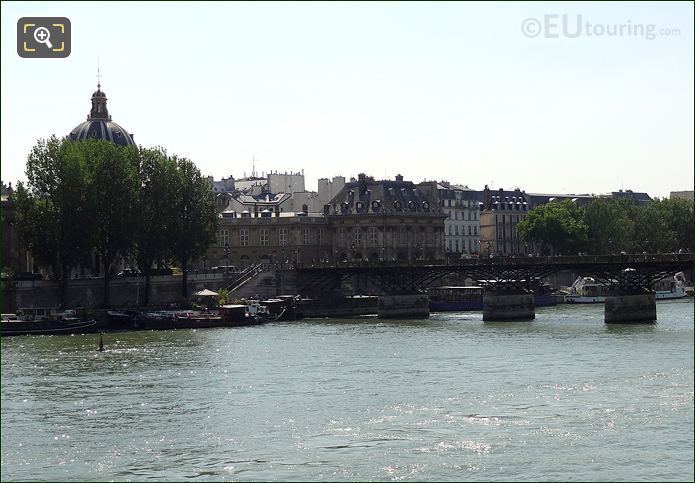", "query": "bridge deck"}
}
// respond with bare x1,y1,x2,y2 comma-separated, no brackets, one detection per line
294,254,692,294
296,253,692,271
